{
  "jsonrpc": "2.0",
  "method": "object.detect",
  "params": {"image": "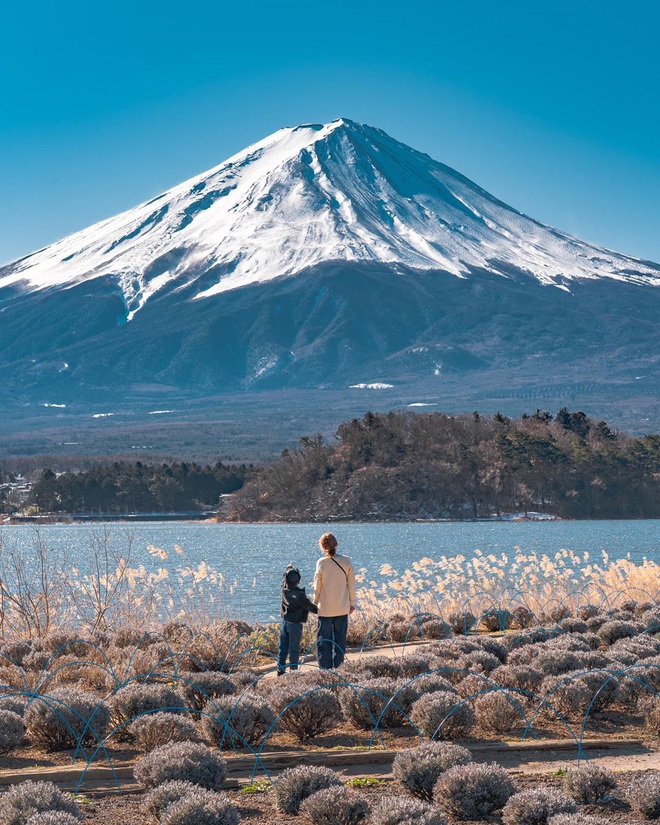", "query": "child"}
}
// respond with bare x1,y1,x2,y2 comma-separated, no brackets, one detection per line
277,564,318,676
